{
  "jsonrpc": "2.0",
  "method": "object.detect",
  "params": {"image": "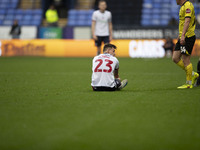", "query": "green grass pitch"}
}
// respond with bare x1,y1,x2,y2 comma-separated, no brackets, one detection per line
0,57,200,150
